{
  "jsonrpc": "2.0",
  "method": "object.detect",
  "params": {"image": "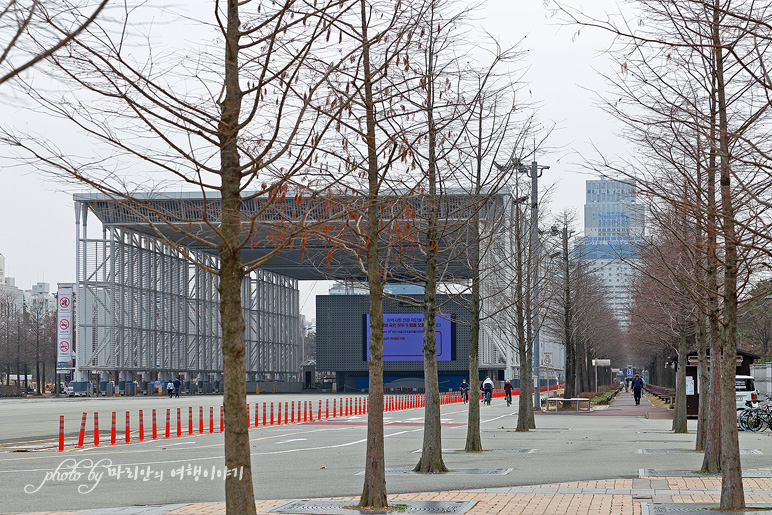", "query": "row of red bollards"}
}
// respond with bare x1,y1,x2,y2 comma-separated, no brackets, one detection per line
58,391,468,452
